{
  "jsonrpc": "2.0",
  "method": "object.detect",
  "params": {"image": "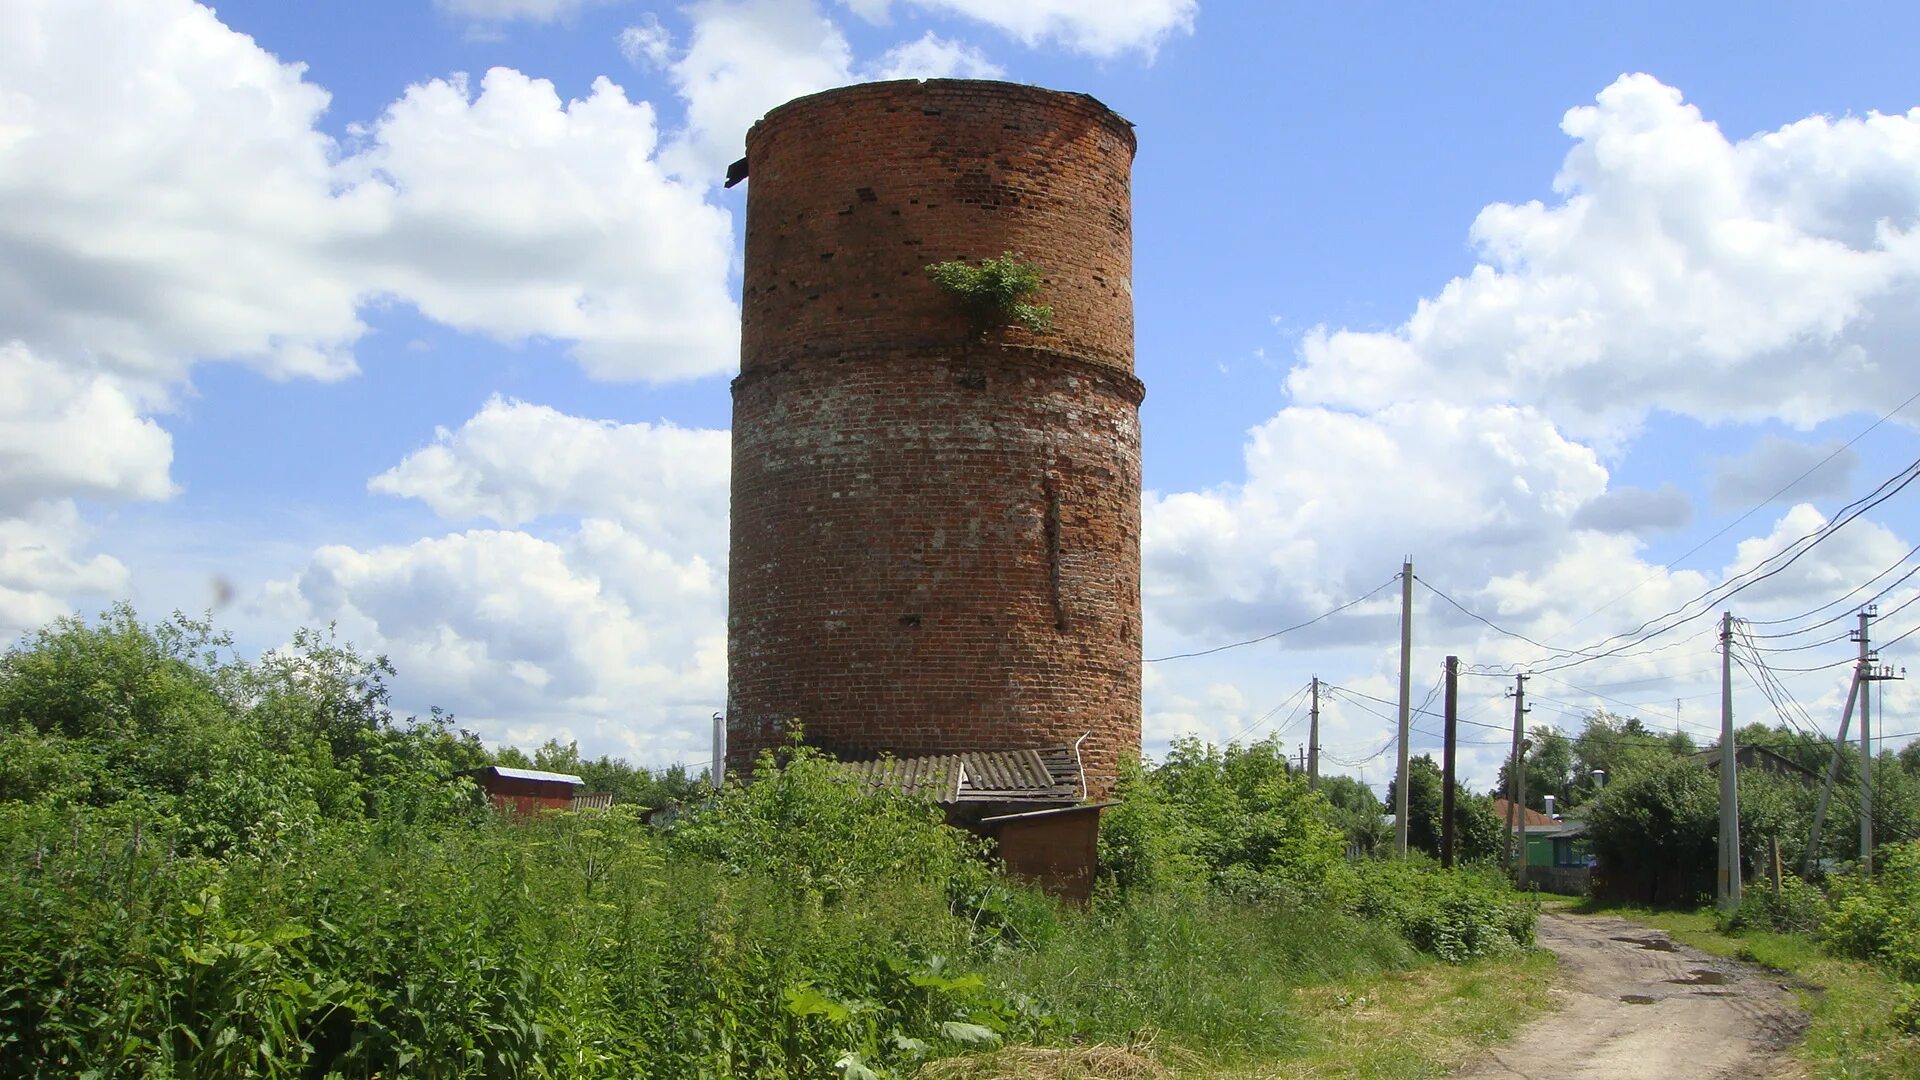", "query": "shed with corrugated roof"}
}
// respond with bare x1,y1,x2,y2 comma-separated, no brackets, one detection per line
837,745,1110,901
